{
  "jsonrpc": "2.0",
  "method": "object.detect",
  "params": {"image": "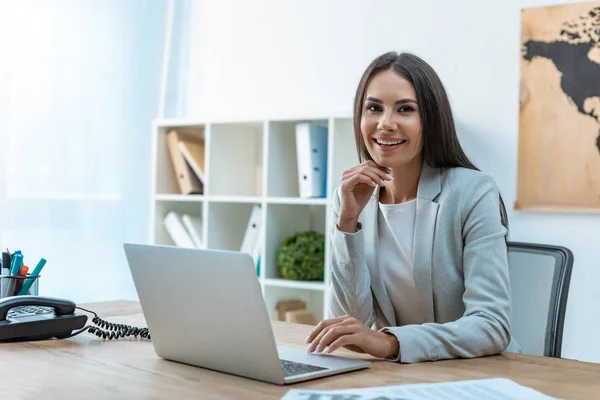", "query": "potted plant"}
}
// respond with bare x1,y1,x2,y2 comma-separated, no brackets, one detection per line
276,231,325,281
